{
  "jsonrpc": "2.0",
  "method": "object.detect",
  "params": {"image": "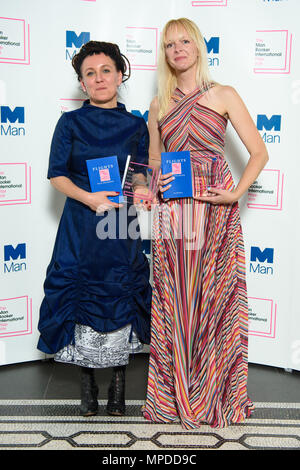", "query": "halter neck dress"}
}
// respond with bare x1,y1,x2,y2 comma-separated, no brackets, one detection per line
143,87,254,429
